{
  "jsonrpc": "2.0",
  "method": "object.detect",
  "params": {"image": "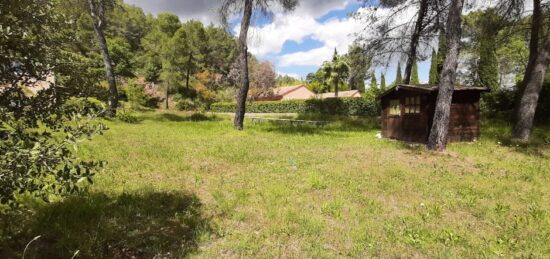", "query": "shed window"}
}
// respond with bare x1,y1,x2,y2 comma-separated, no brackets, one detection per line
405,96,421,114
389,99,400,115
